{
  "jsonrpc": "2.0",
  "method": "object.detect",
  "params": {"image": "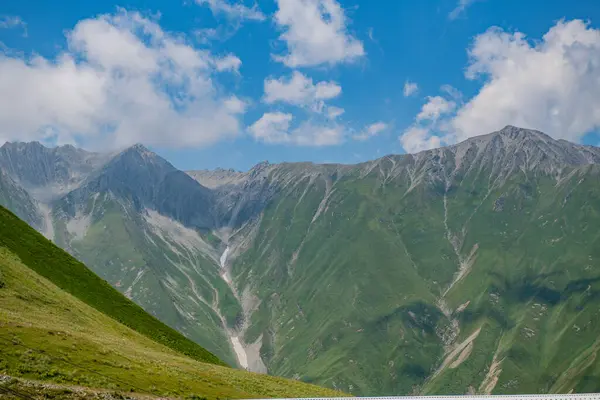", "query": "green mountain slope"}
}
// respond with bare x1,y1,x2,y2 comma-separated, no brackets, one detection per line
0,205,222,366
54,195,239,366
0,205,345,398
422,163,600,395
217,127,600,395
48,145,239,366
